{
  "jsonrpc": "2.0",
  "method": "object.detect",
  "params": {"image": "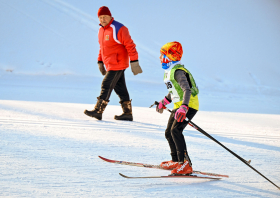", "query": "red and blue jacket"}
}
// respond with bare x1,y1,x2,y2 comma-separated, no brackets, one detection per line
98,18,138,71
